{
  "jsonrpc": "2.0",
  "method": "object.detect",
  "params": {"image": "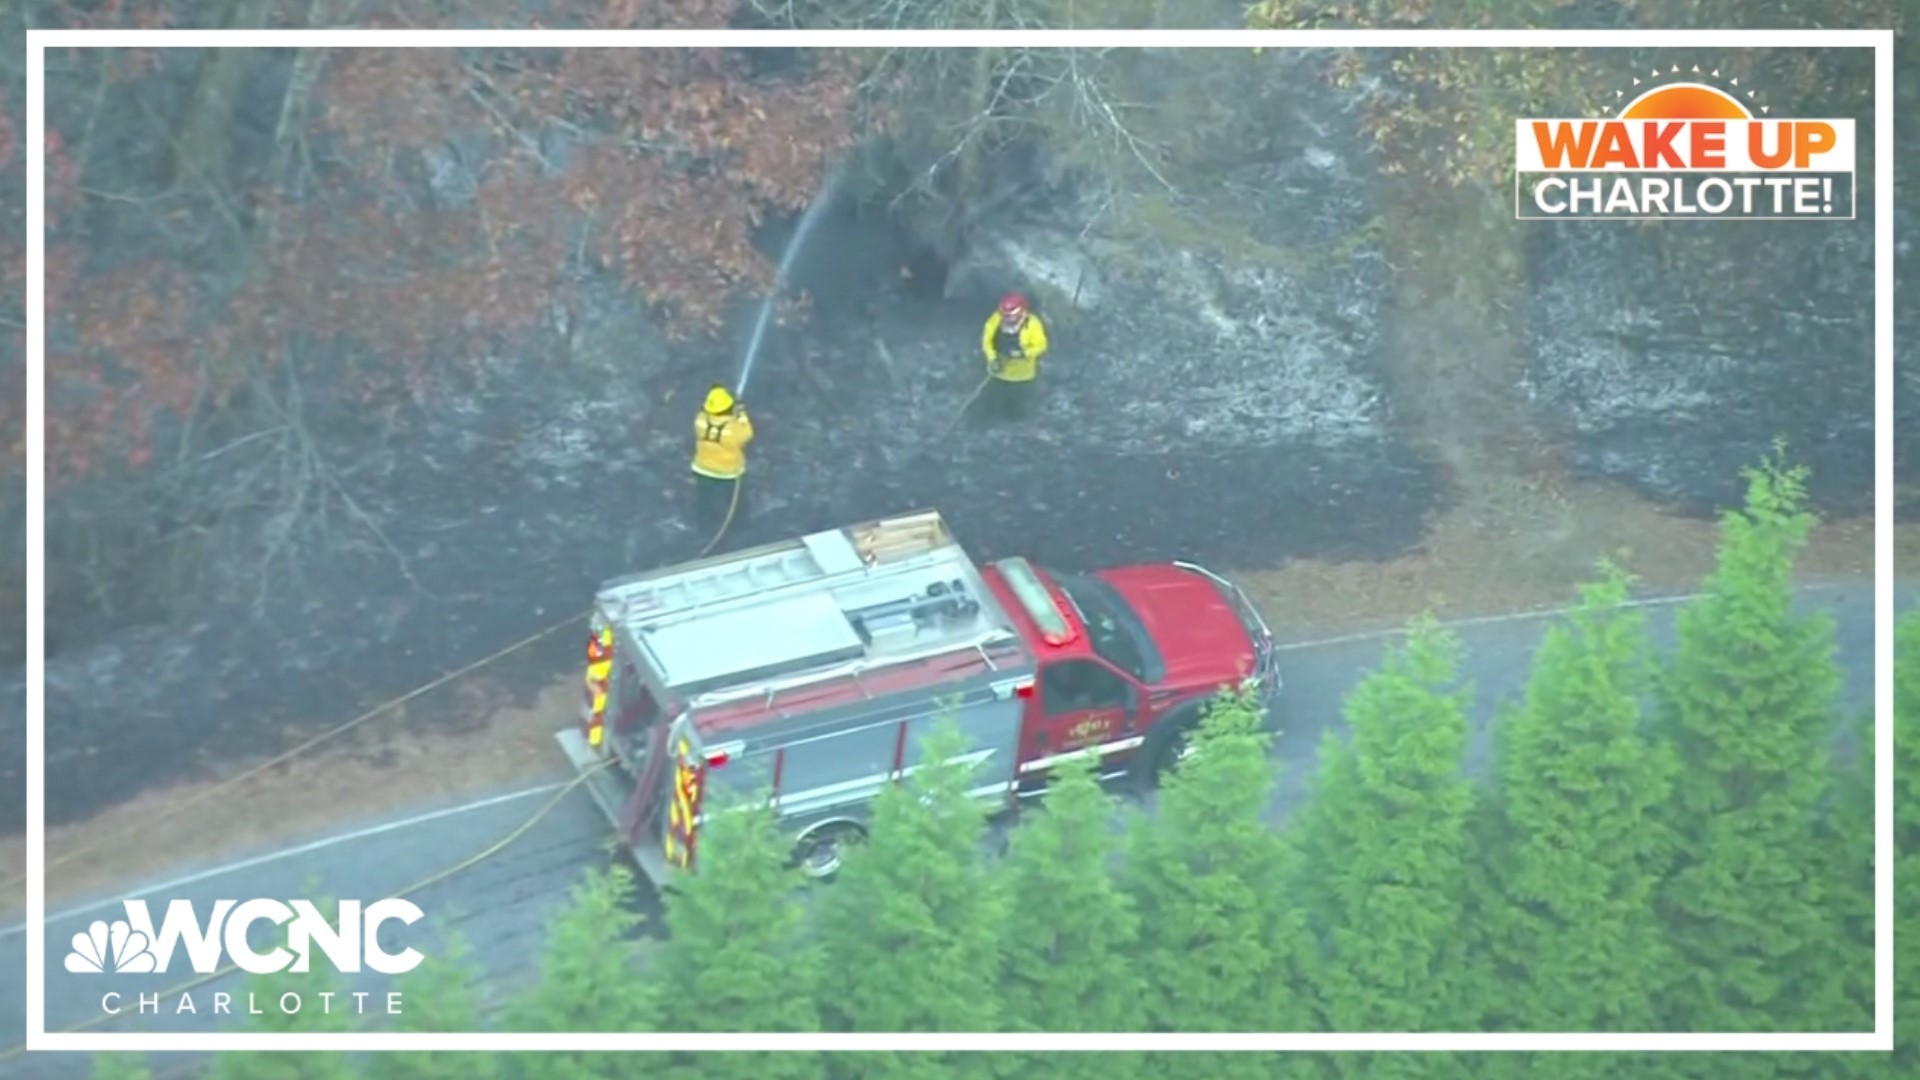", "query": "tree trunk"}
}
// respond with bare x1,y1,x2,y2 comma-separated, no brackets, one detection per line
262,0,341,248
168,0,280,192
941,0,1000,268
